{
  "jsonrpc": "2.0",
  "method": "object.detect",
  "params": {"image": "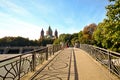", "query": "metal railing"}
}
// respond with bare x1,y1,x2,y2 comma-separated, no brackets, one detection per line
0,46,41,54
80,44,120,78
0,45,61,80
